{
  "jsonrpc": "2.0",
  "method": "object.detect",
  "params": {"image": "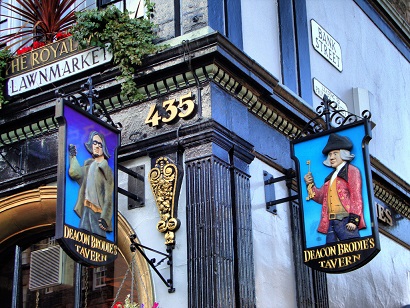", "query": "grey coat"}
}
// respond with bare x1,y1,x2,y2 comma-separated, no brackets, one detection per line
69,156,114,231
